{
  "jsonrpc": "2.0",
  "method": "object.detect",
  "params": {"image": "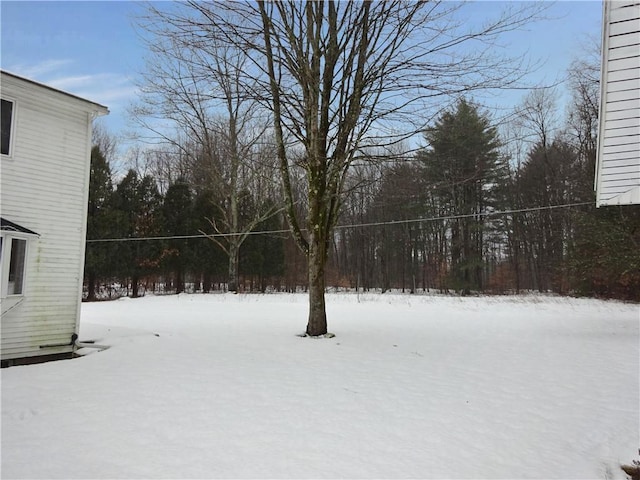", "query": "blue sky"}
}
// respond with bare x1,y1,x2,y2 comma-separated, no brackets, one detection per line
1,1,148,139
1,1,603,143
